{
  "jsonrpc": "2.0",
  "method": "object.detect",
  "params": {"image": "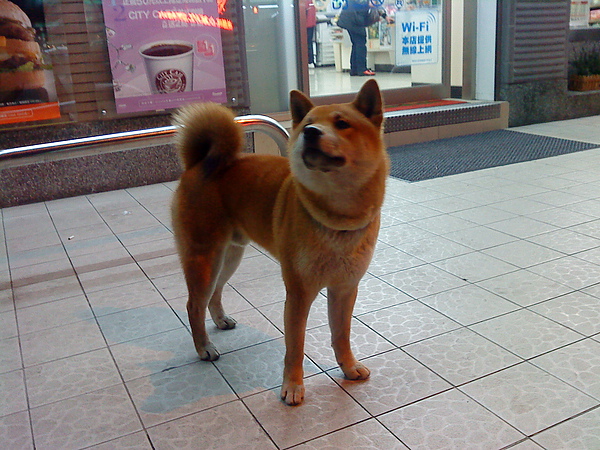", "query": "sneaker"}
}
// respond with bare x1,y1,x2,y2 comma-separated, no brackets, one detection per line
363,69,375,76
